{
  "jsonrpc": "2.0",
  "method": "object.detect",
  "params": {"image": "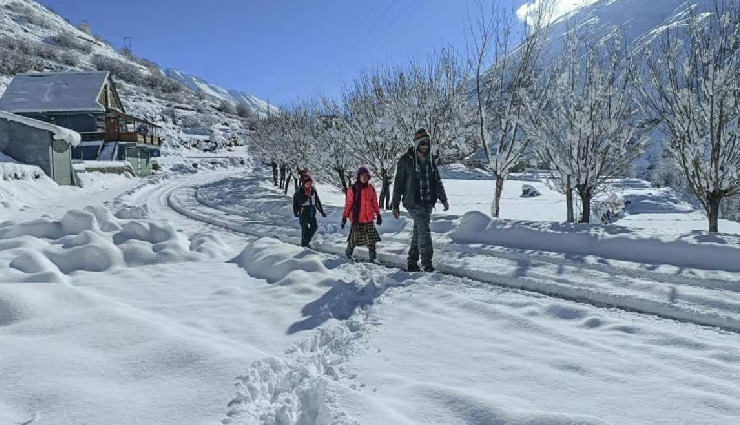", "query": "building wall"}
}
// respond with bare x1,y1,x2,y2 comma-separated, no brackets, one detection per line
72,145,101,160
21,112,98,133
0,117,53,177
